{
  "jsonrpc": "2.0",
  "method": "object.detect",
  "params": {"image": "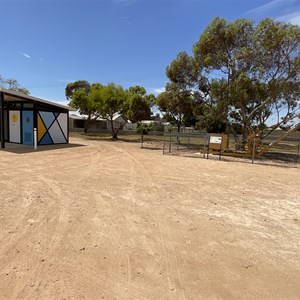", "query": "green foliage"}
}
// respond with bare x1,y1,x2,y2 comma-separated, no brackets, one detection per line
159,16,300,148
96,83,126,118
126,86,152,123
66,81,103,133
137,122,164,134
156,83,194,132
94,82,127,139
65,80,90,100
136,123,148,134
166,52,195,89
191,17,300,140
66,81,153,138
0,75,29,94
156,51,197,132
